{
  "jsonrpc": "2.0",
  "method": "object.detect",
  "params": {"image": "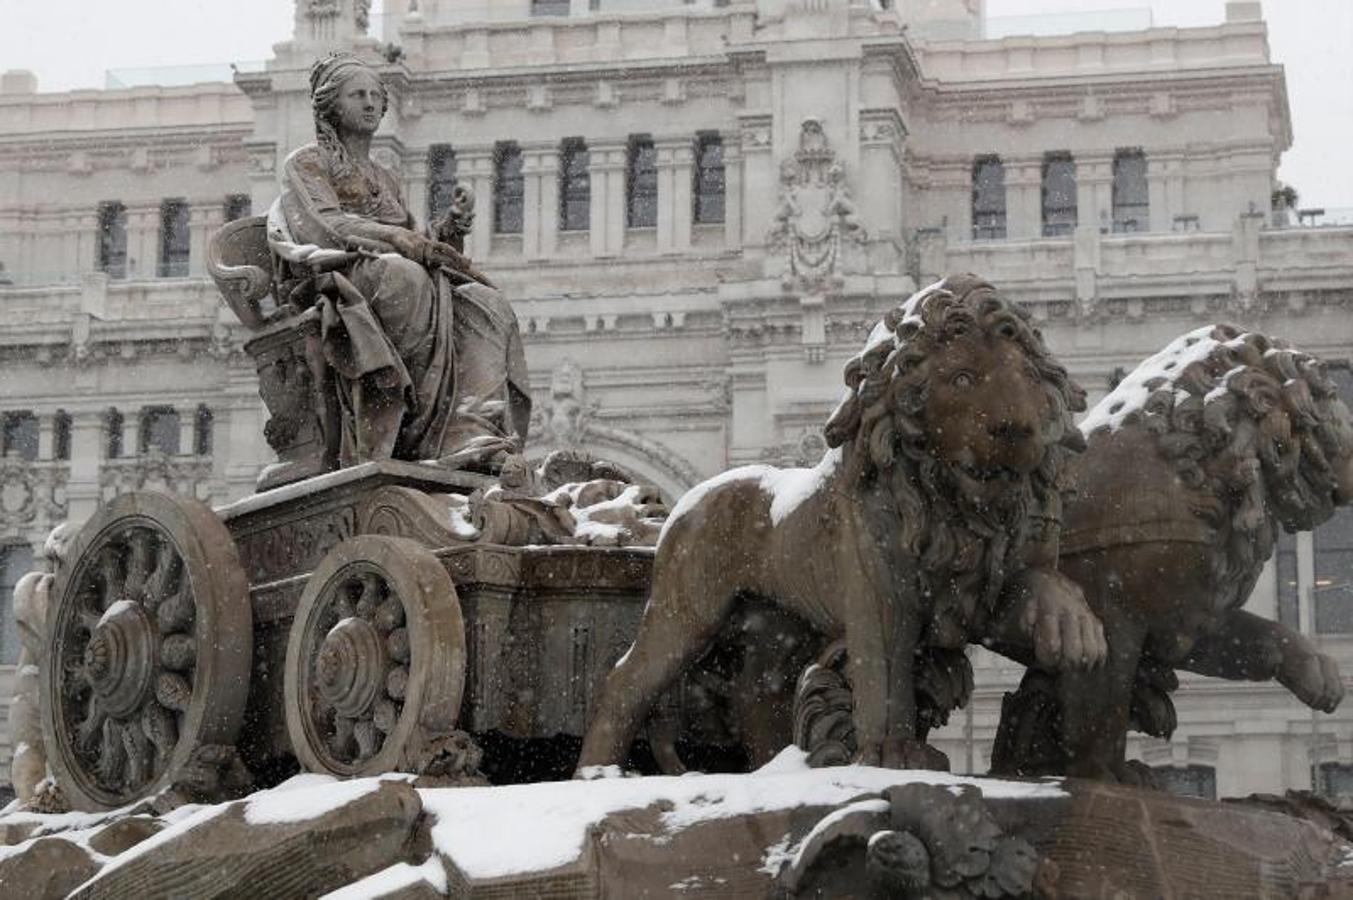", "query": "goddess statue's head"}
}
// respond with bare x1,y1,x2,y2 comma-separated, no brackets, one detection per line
309,53,389,146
